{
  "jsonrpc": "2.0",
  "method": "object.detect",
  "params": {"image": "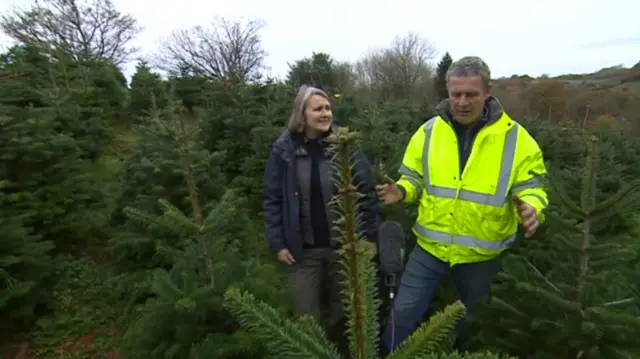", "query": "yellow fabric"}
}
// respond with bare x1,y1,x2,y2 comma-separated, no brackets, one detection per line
397,128,427,205
397,112,548,265
510,131,548,223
